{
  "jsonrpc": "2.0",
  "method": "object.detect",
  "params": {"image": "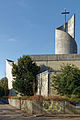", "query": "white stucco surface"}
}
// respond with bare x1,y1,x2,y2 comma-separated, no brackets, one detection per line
6,60,14,90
